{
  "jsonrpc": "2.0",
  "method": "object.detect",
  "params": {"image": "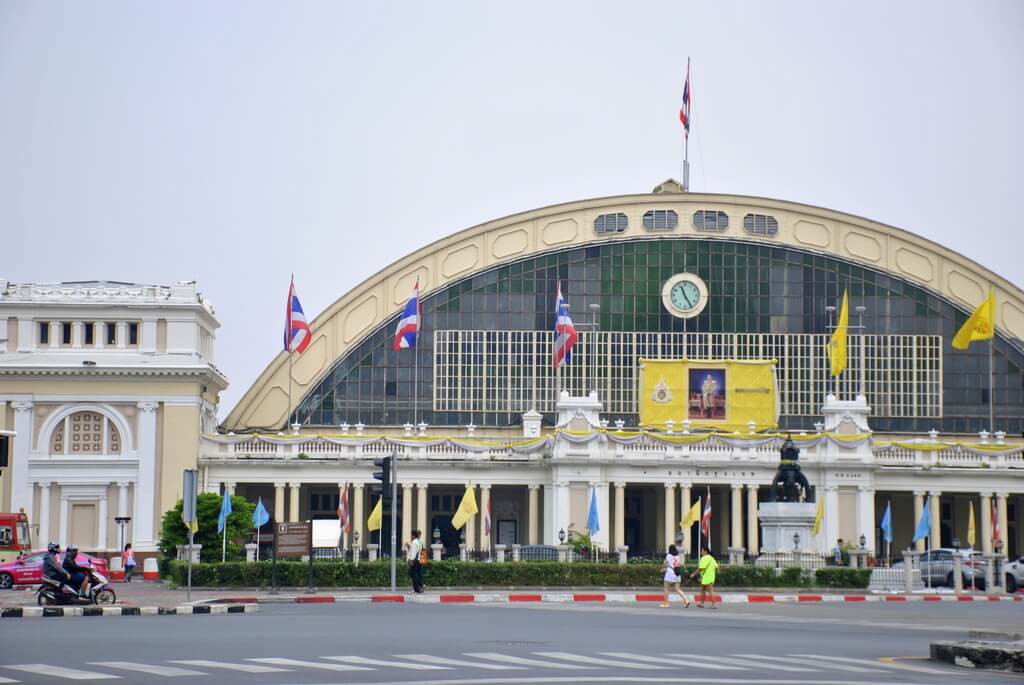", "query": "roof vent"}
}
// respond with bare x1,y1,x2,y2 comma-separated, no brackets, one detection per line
652,178,685,194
